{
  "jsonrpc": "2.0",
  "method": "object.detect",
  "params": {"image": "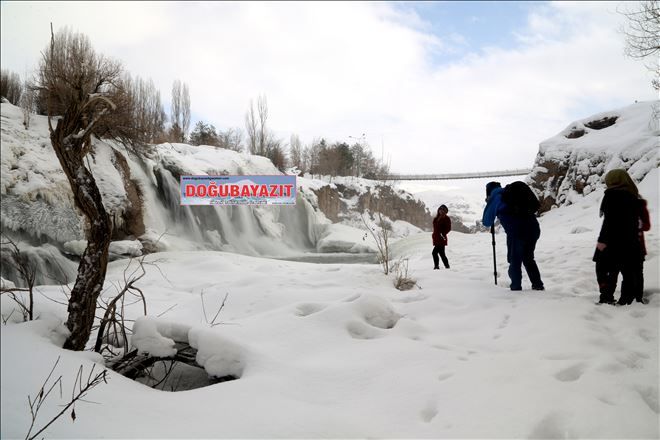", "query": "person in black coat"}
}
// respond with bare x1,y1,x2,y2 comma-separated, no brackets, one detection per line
594,169,649,305
432,205,451,269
